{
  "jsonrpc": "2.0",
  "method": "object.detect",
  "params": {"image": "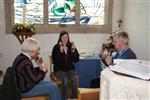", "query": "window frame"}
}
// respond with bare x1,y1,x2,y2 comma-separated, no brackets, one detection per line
5,0,113,34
